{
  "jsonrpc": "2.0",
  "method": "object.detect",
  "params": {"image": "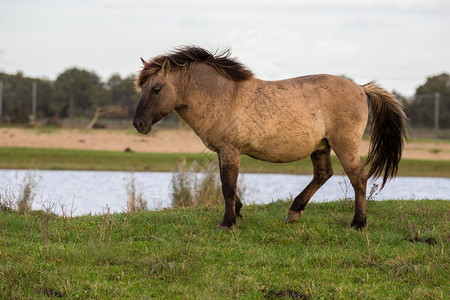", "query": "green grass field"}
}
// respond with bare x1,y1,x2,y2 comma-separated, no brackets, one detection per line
1,147,450,177
1,200,448,299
